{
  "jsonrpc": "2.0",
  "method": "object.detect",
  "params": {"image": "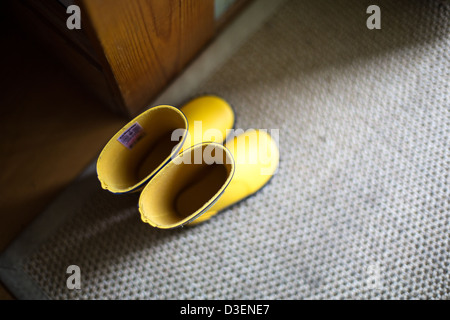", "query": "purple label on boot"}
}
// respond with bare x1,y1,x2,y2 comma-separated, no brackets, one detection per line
117,122,145,149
